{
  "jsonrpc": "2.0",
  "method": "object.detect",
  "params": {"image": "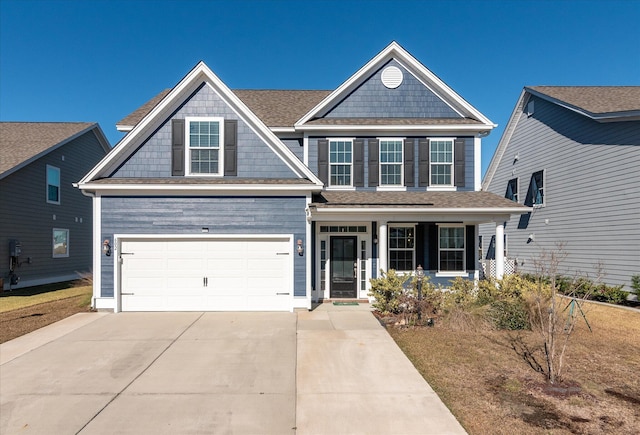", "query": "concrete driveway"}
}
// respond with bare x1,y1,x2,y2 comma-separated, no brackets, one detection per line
1,306,466,434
